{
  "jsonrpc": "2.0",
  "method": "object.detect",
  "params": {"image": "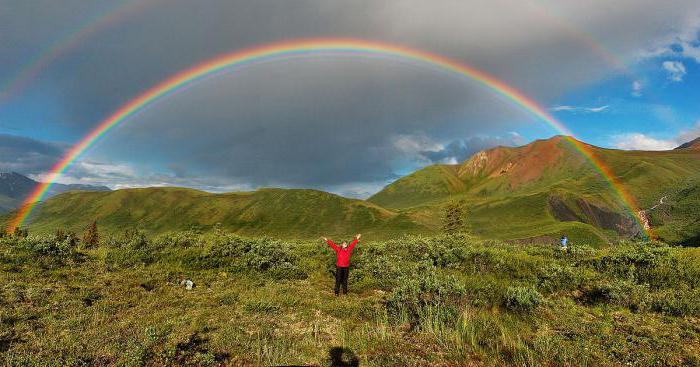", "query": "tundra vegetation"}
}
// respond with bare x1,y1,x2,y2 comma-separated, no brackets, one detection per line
1,229,699,366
